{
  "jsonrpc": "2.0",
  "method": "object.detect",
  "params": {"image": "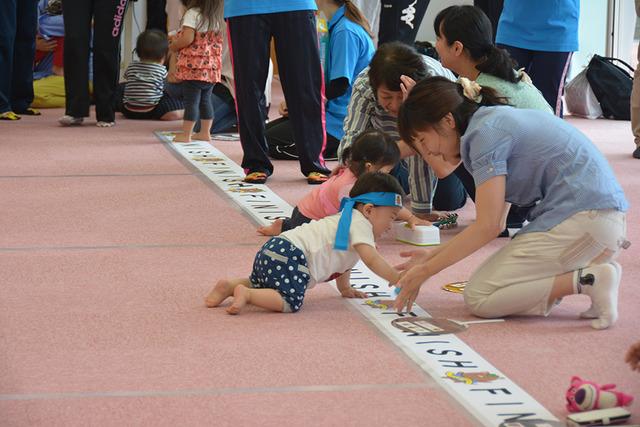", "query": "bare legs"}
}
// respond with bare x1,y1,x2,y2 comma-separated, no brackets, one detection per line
174,119,213,143
205,278,284,314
